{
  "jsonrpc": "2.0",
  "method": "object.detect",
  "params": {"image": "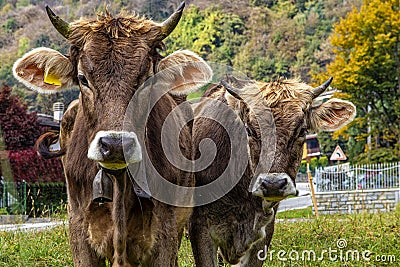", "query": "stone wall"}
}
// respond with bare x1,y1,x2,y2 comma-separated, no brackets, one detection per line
313,189,400,215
